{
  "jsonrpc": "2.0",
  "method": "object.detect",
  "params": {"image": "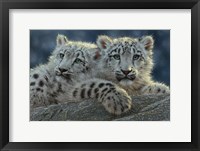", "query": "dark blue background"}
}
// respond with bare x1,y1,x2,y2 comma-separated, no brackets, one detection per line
30,30,170,86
